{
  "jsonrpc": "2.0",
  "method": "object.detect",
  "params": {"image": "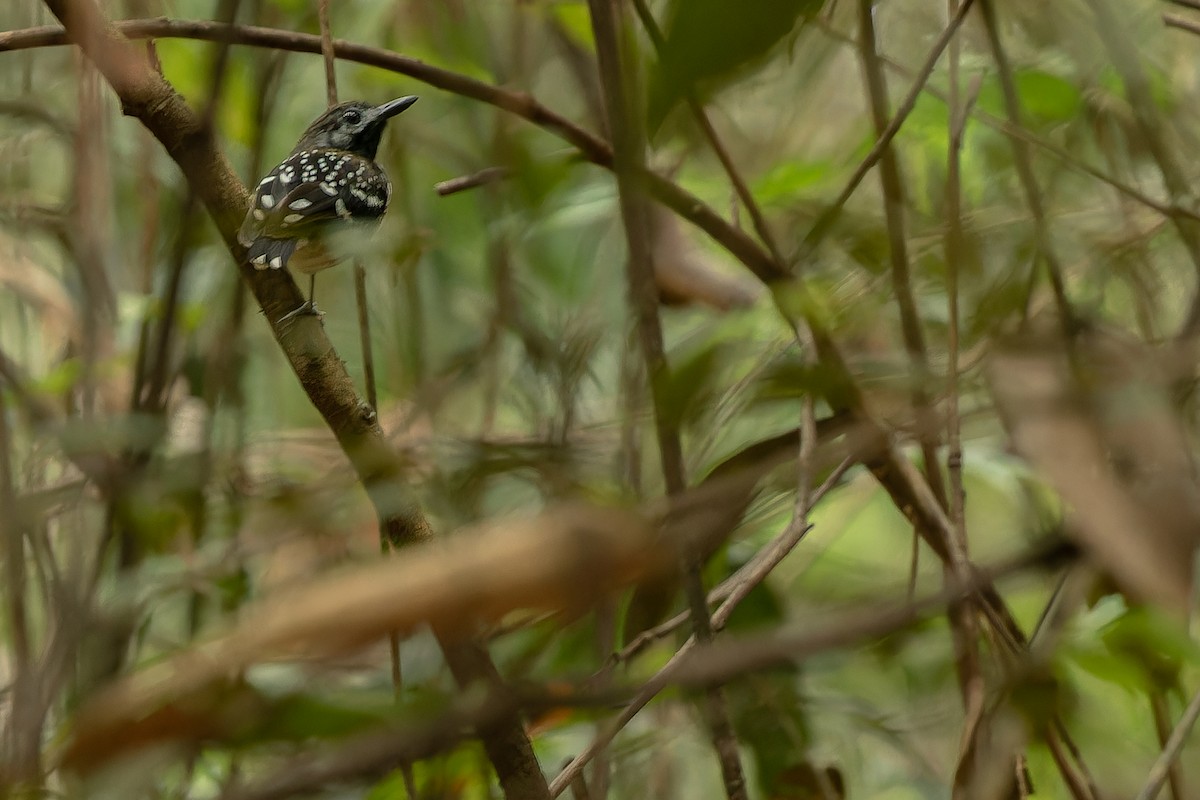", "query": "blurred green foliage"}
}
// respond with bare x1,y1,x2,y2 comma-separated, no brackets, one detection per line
2,0,1200,798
